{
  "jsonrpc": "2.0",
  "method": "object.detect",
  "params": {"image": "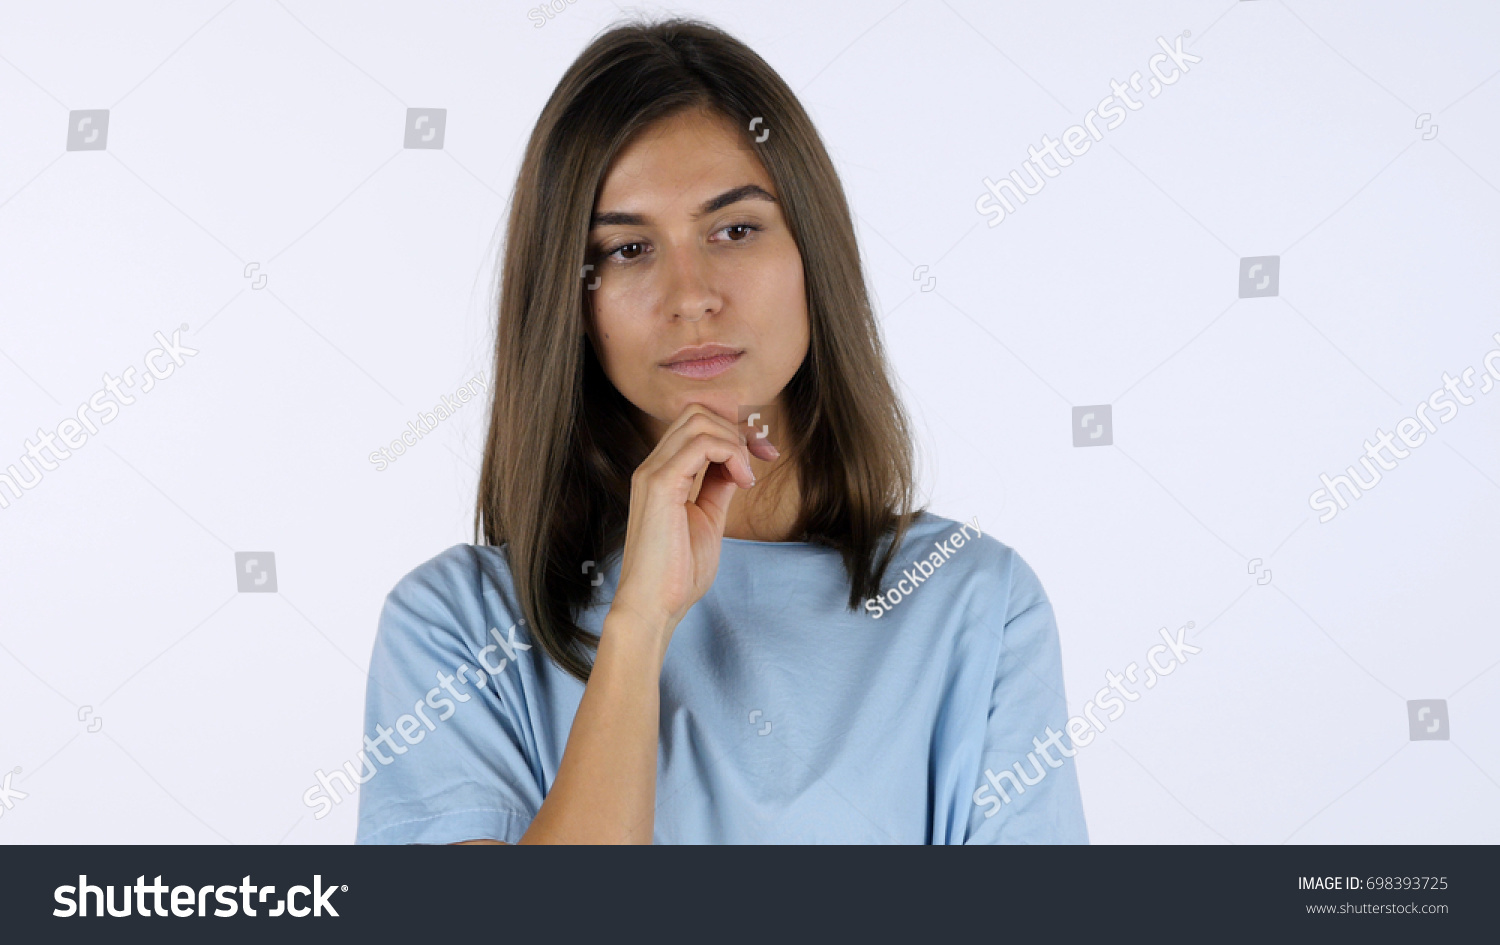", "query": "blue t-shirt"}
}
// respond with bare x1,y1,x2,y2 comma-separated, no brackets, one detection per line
353,511,1088,844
